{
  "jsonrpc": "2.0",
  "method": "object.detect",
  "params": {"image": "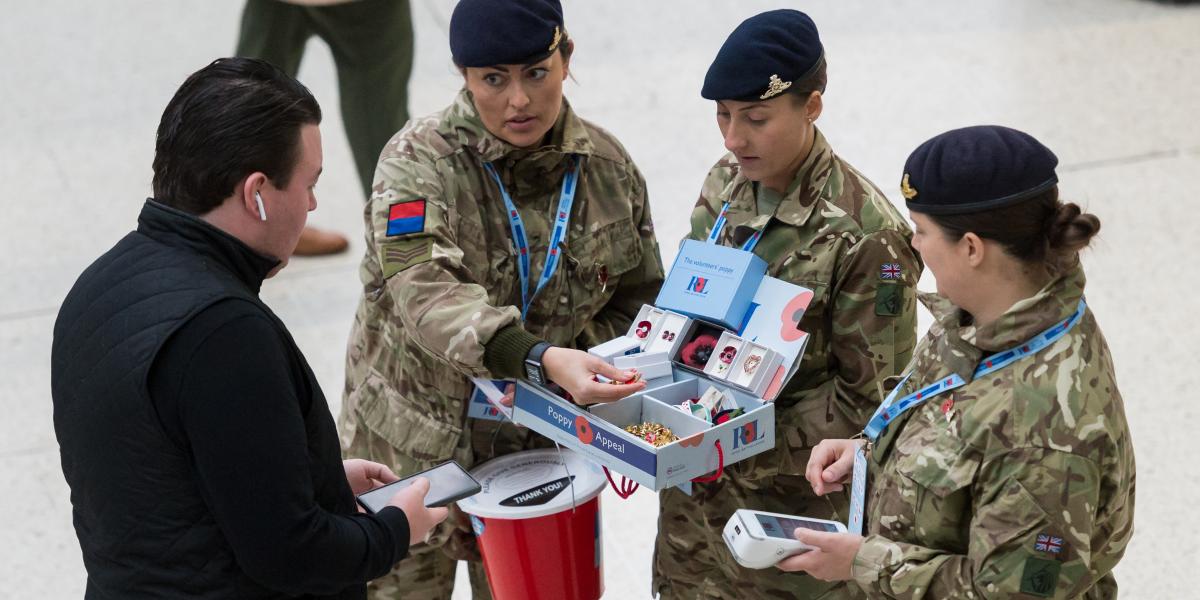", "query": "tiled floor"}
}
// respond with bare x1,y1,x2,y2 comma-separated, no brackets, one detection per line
2,0,1196,597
